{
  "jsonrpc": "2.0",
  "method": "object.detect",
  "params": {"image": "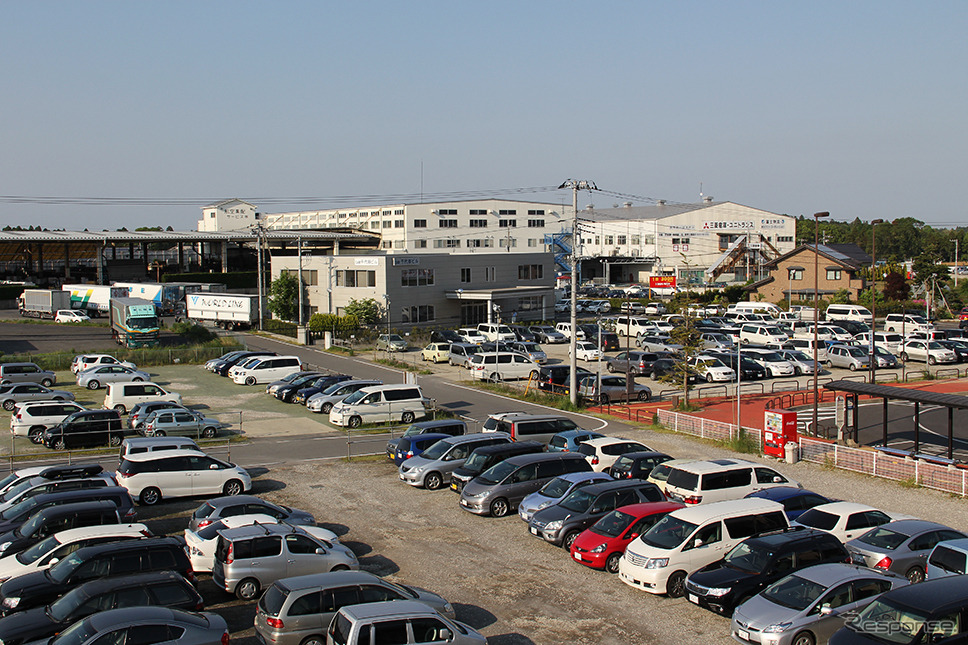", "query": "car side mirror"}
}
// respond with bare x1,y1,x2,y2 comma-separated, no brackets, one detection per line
820,604,835,616
210,464,218,469
439,628,452,641
773,476,783,483
48,557,59,565
315,548,325,555
626,532,639,540
693,538,704,549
